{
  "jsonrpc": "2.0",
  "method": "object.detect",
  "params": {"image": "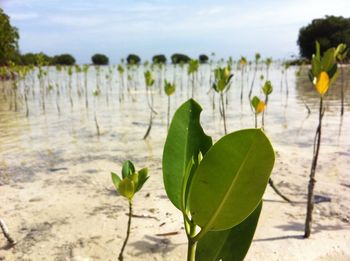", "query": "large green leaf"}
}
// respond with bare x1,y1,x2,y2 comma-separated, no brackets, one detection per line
189,129,274,231
163,99,212,210
195,202,263,261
